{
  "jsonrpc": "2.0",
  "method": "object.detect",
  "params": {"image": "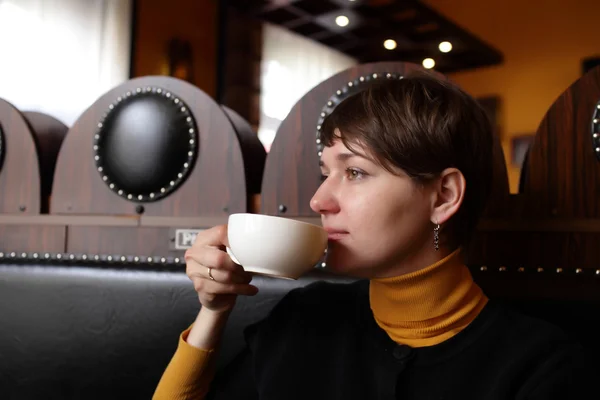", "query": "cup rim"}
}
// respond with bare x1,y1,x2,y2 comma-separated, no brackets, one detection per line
228,213,324,230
